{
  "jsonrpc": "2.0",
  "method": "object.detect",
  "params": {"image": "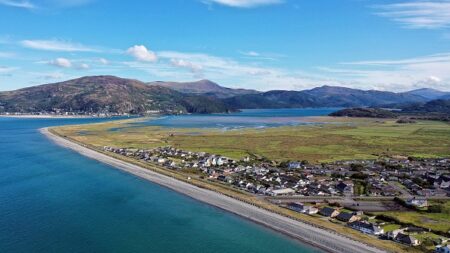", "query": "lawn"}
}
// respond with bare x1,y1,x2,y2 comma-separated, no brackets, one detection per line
53,117,450,164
